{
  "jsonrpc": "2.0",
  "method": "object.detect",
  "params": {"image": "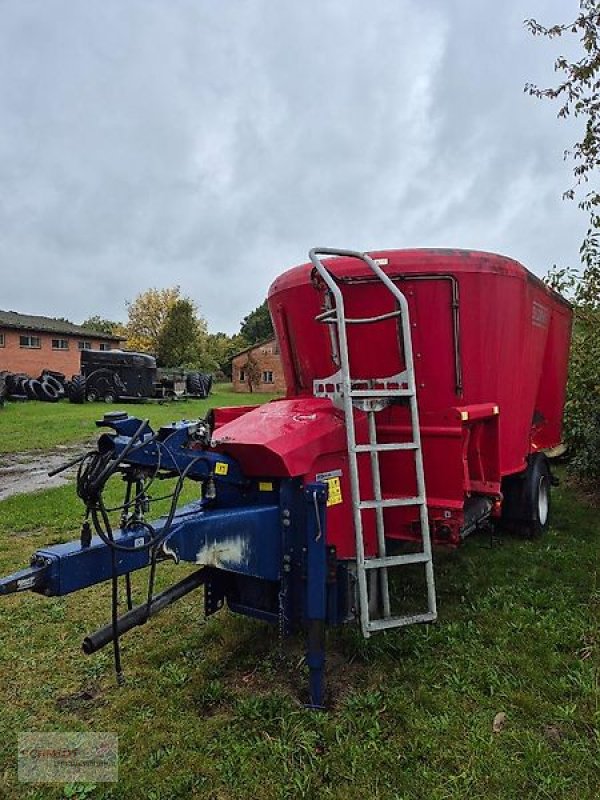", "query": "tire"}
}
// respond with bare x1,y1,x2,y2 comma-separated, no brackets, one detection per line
40,374,65,397
524,455,551,538
187,372,212,397
25,379,41,400
501,454,551,538
37,379,60,402
68,374,87,404
7,373,28,396
186,372,200,394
